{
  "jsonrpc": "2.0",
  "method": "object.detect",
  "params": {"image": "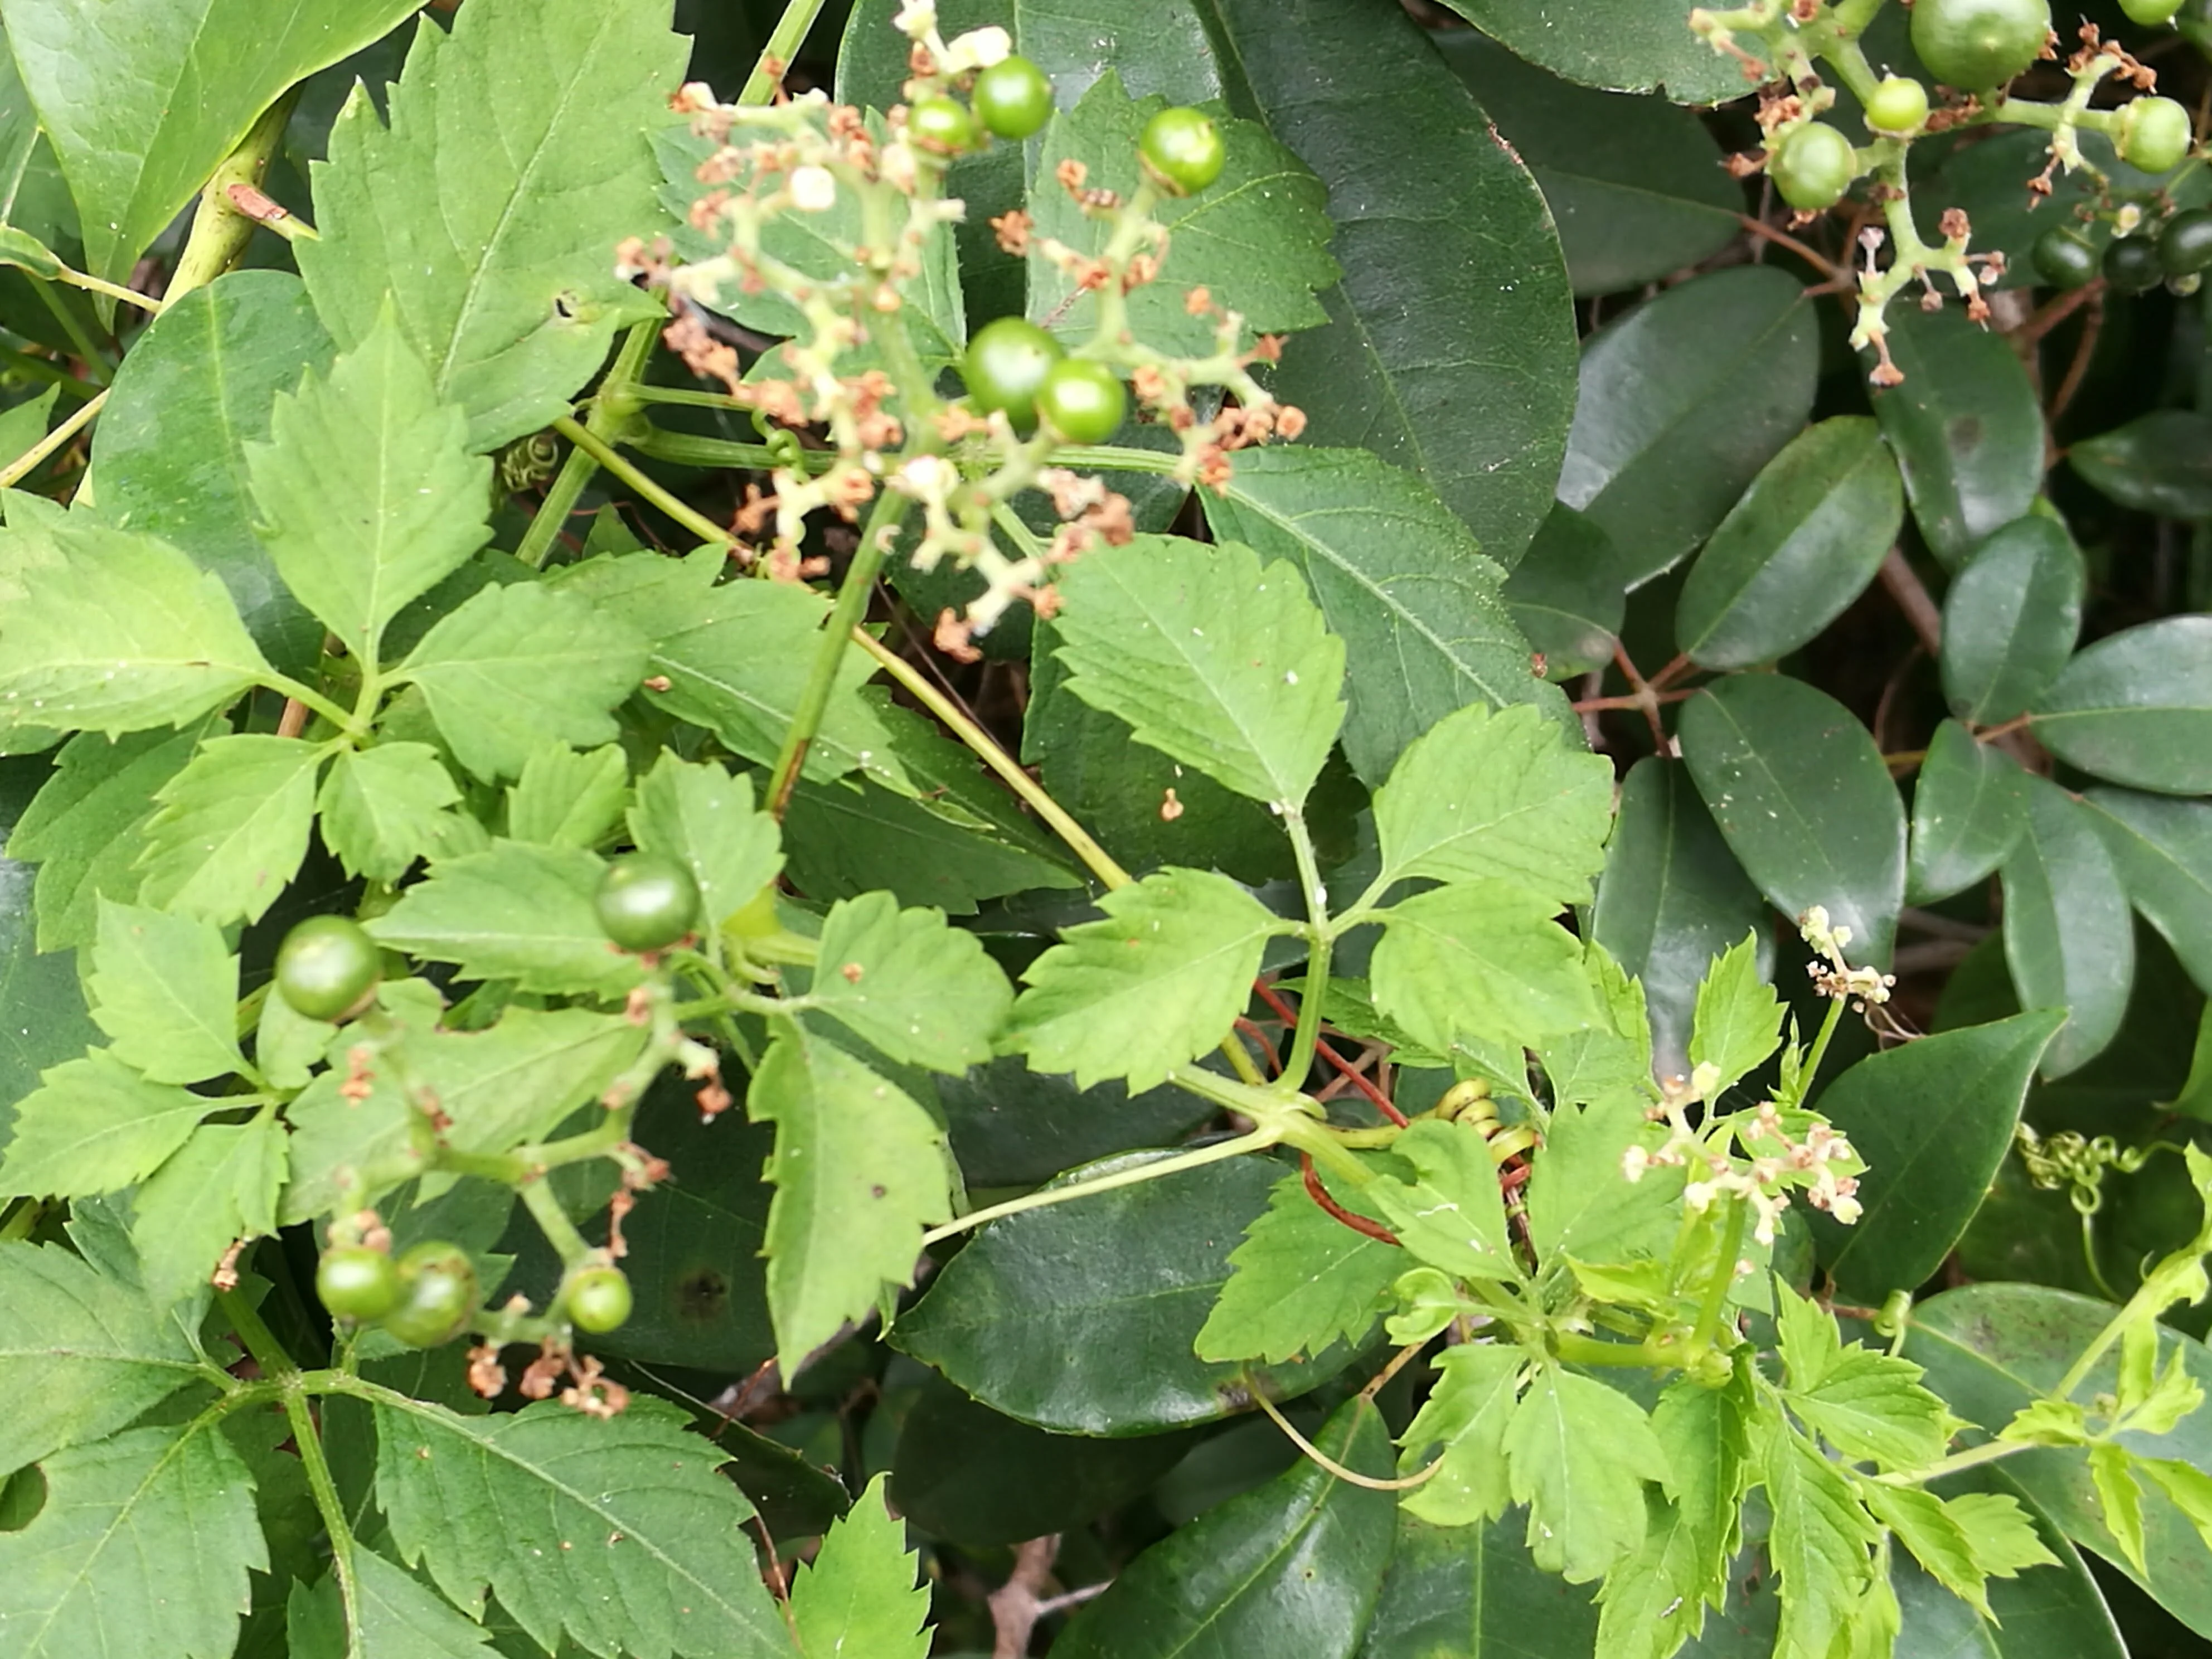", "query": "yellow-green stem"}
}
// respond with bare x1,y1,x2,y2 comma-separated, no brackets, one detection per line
518,321,663,569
